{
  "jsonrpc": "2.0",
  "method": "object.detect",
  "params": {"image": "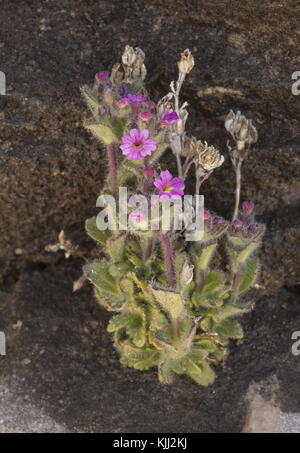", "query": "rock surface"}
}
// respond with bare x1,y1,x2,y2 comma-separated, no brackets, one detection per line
0,0,299,433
